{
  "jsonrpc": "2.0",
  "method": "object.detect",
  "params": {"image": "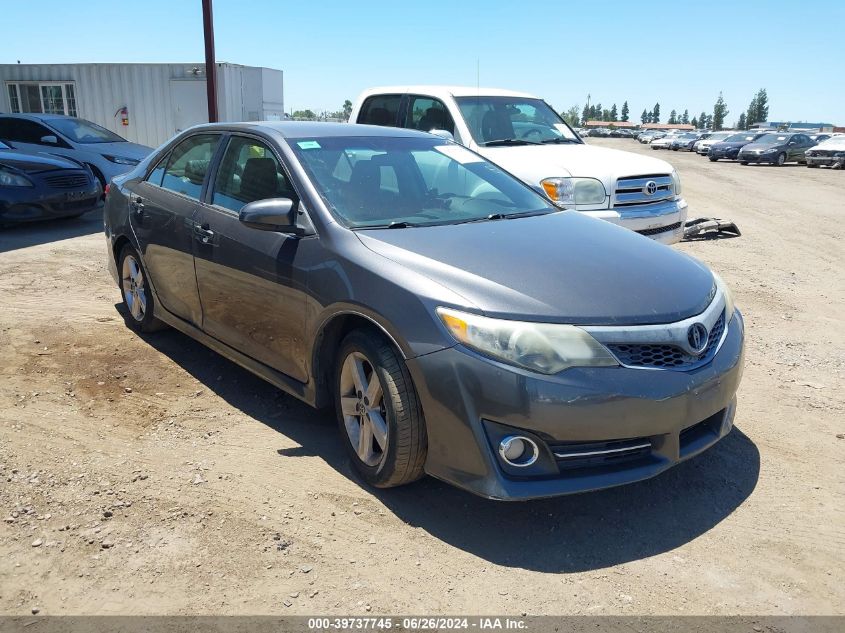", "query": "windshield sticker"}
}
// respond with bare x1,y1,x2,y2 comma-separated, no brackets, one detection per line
297,140,321,150
435,145,483,164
